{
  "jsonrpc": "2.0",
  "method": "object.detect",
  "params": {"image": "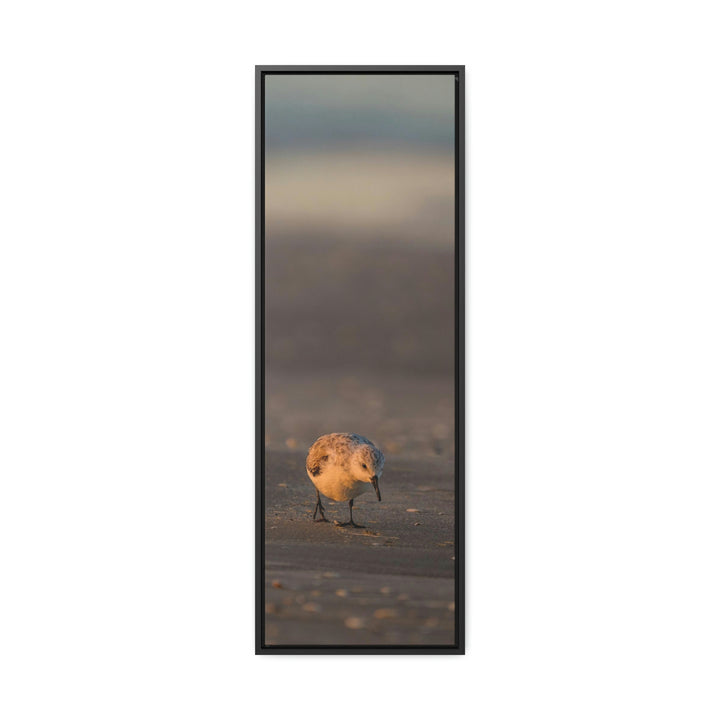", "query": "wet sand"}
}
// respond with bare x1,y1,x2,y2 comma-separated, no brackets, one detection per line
265,369,454,458
264,449,456,646
265,237,455,374
263,237,457,647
